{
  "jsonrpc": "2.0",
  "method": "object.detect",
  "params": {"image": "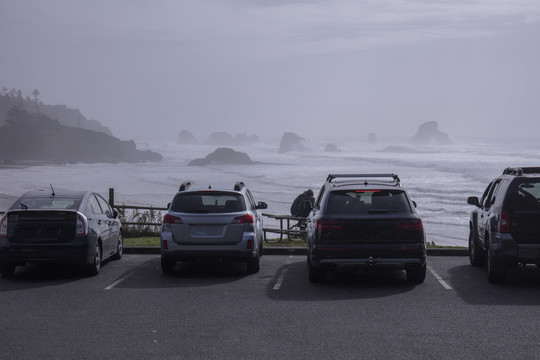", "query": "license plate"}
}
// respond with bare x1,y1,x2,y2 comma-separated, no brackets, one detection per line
191,225,223,237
